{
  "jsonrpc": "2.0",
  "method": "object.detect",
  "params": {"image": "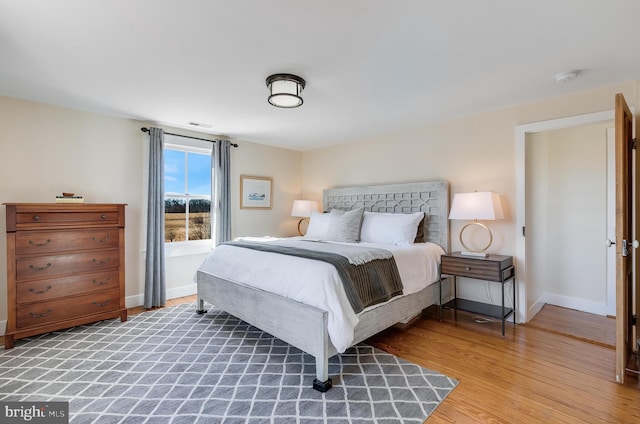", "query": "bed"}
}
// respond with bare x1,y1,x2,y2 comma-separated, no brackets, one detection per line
196,180,450,391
